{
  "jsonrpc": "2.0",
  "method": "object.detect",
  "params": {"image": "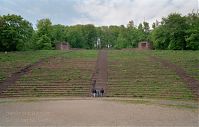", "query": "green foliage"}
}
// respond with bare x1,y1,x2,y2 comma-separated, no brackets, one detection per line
143,21,150,33
51,24,67,46
151,26,170,49
136,22,149,42
152,23,156,29
97,26,120,48
186,33,199,50
0,14,33,51
0,15,149,51
82,24,97,49
32,18,53,50
66,25,85,48
1,12,198,51
185,12,199,50
36,18,52,38
151,12,199,50
138,23,143,31
36,35,52,50
115,33,127,49
164,13,187,50
66,24,97,49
